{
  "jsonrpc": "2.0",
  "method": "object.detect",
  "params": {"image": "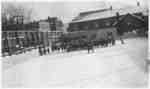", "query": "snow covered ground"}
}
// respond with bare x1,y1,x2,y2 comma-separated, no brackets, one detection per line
2,37,148,88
